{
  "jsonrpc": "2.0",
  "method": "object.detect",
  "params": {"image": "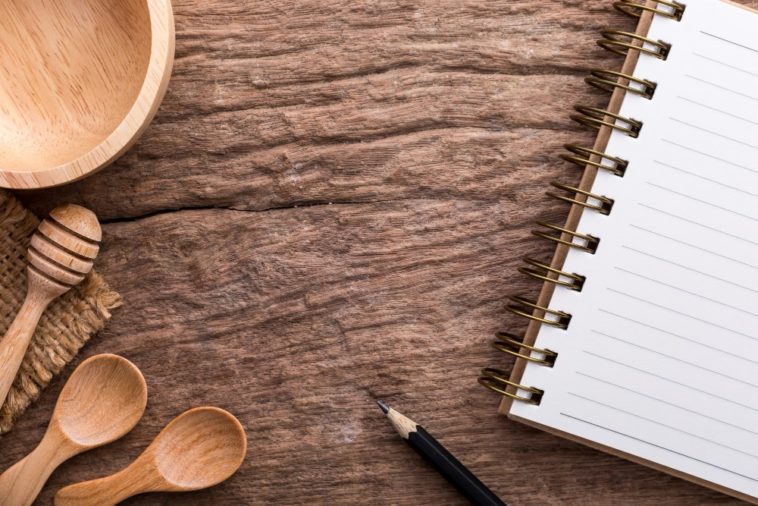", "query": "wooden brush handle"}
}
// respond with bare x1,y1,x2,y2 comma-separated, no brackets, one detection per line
54,466,157,506
0,435,70,506
0,297,46,408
